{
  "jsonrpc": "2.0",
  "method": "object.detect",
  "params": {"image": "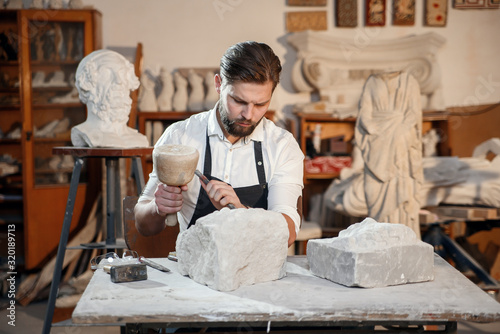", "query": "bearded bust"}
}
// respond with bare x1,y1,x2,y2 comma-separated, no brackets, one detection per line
71,49,149,148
